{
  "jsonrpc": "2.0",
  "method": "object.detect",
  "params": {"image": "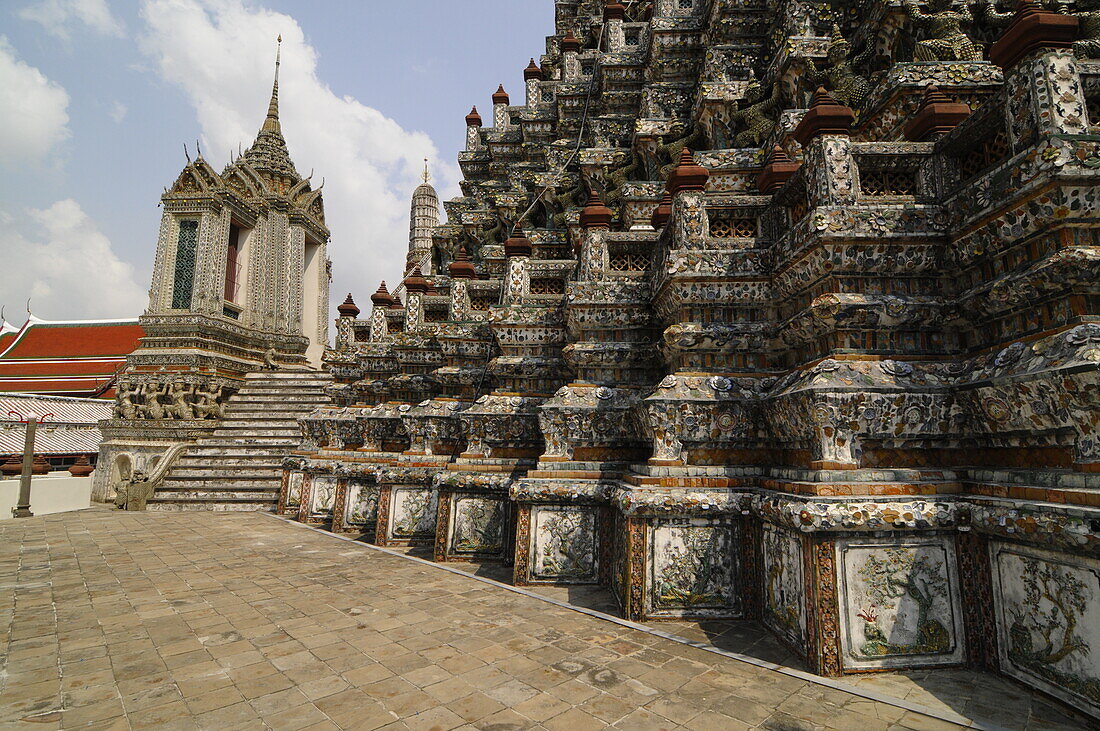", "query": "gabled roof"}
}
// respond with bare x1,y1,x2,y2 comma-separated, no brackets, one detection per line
0,320,17,354
0,317,144,398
